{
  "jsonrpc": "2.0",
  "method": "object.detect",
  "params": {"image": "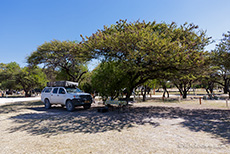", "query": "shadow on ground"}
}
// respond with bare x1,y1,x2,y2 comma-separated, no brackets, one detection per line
7,106,160,138
0,101,43,114
2,101,230,143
